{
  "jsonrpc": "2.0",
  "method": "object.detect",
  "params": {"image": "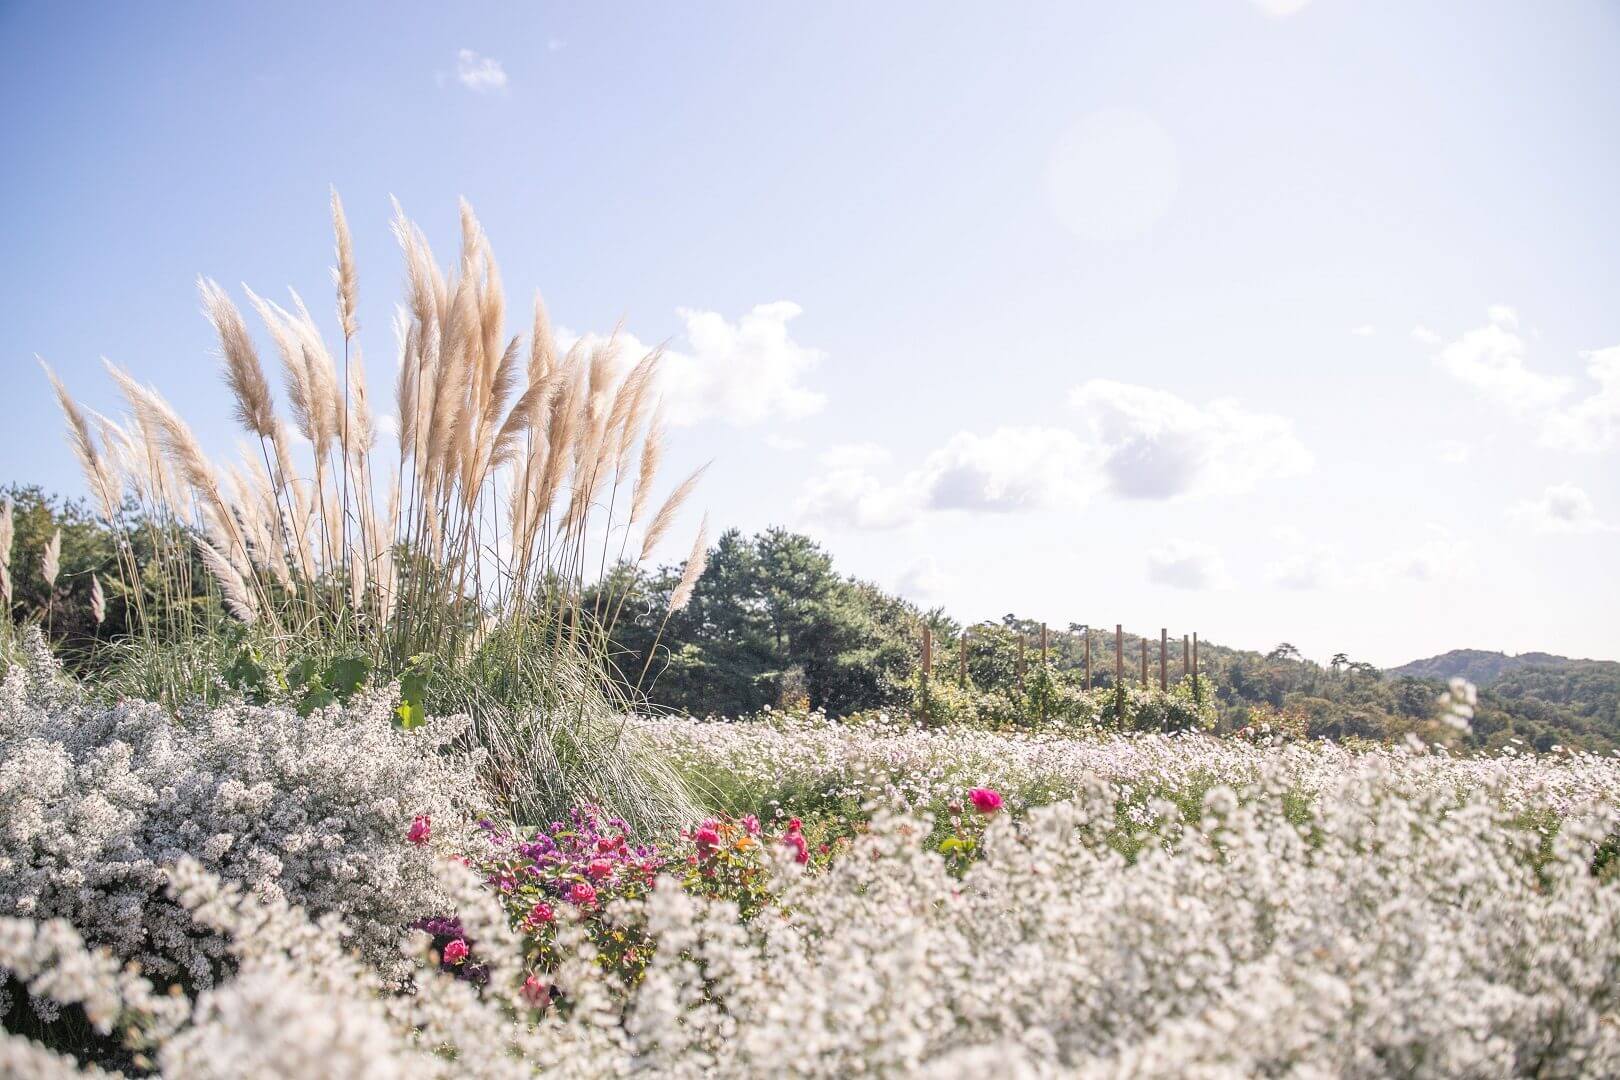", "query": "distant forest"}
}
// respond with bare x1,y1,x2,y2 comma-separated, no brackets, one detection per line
7,484,1617,753
602,526,1620,754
